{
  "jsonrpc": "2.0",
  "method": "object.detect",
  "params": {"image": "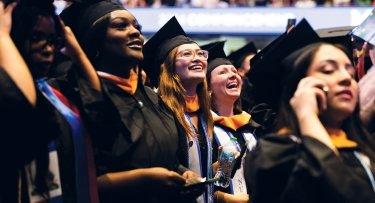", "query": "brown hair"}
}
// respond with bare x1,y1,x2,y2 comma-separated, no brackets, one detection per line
158,47,213,138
